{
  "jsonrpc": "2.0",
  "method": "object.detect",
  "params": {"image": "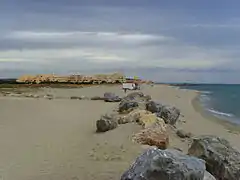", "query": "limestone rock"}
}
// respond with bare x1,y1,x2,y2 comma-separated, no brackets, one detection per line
118,109,151,124
138,114,165,129
96,113,118,132
188,135,240,180
133,122,169,149
121,148,206,180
